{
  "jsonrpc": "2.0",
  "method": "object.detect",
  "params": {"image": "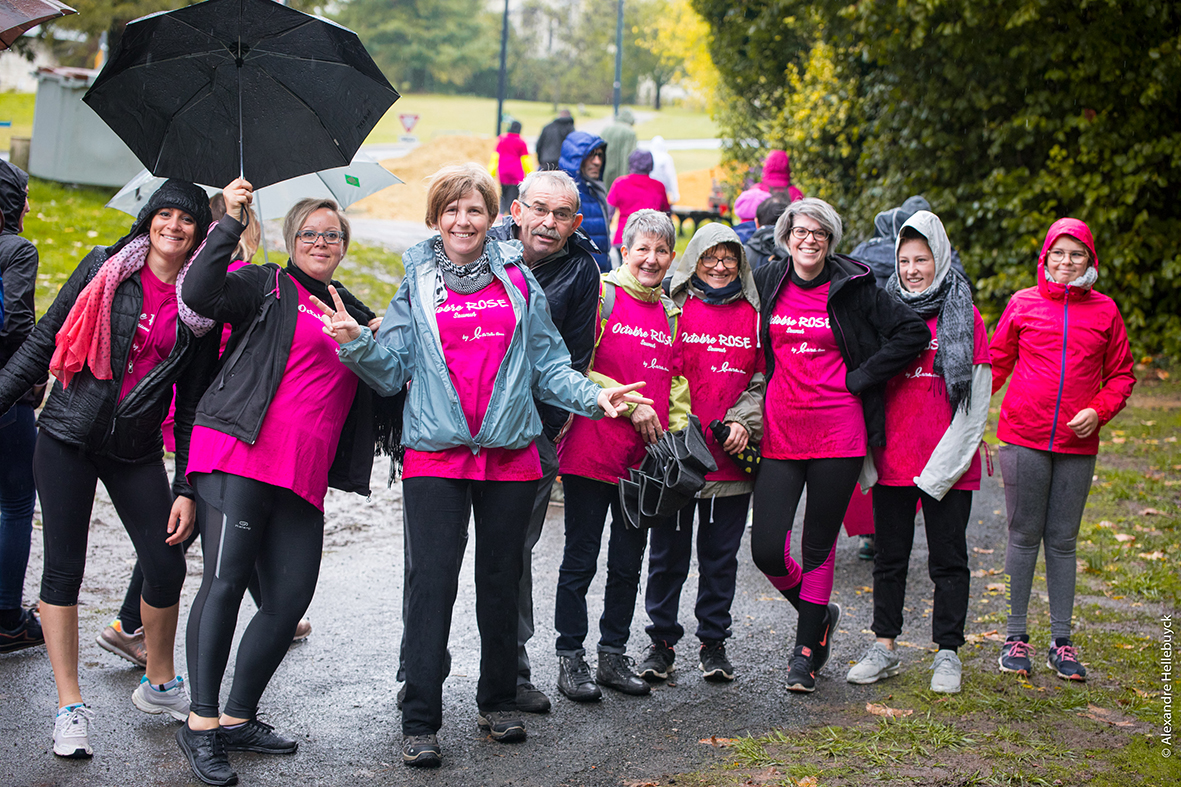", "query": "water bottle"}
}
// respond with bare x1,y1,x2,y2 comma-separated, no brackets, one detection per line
708,419,761,476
